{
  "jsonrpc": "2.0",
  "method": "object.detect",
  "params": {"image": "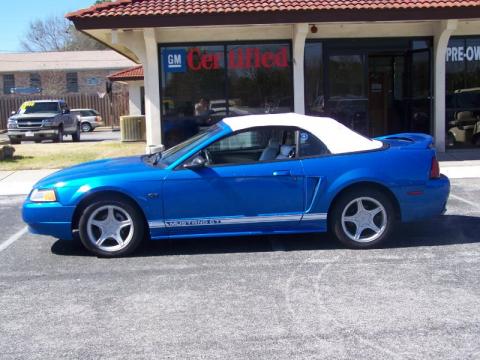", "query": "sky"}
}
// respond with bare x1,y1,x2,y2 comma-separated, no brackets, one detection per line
0,0,96,52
